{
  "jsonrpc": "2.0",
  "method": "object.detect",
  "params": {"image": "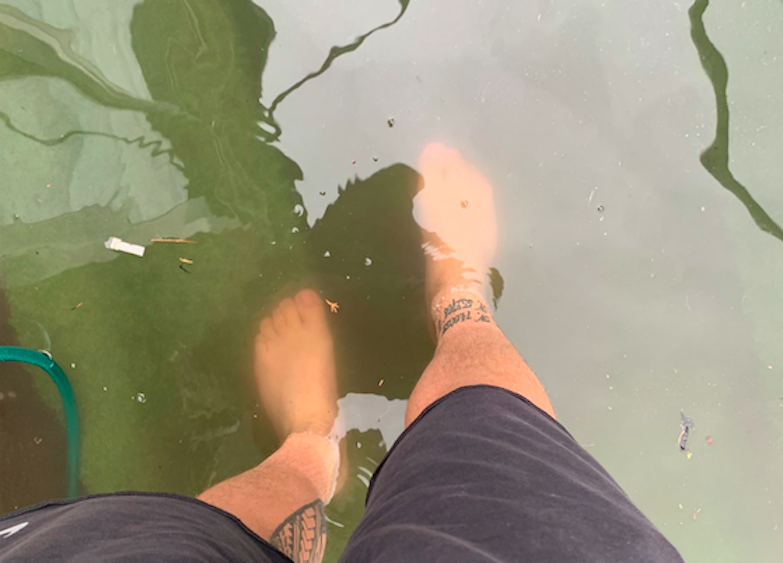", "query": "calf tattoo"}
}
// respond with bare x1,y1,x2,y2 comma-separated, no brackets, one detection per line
270,500,327,563
438,296,493,336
